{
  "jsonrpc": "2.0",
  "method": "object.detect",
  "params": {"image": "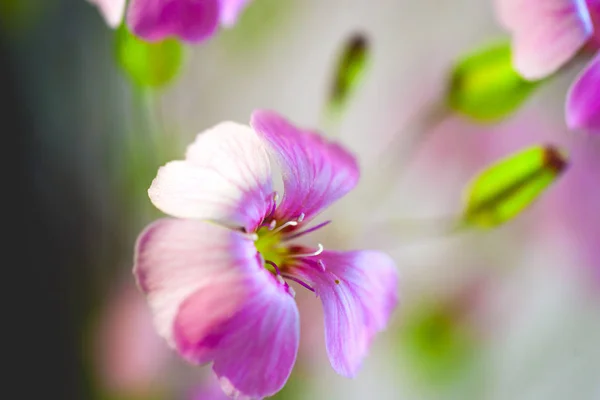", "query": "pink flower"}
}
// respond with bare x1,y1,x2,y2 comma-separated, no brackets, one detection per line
495,0,600,132
126,0,252,43
88,0,126,28
133,110,399,399
94,281,171,397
